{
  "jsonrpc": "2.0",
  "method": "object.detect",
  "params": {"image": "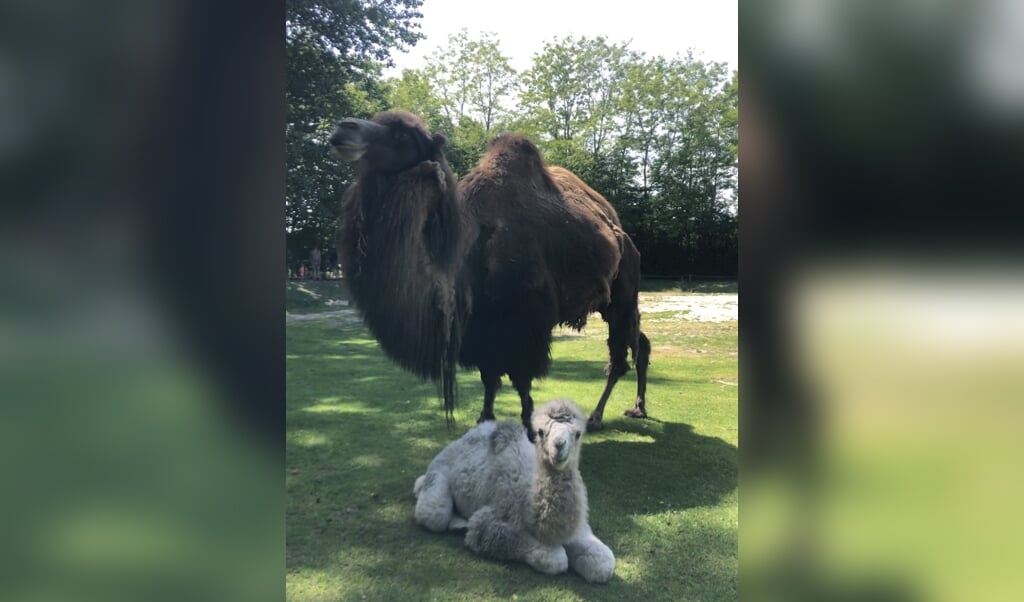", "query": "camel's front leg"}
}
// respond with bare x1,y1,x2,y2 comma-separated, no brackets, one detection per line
564,523,616,583
465,506,568,575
